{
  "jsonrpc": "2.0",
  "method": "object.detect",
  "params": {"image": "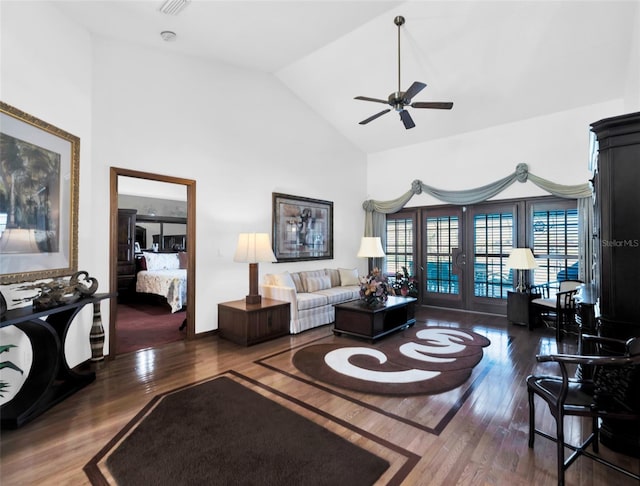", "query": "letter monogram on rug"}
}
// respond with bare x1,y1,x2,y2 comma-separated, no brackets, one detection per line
292,327,491,395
